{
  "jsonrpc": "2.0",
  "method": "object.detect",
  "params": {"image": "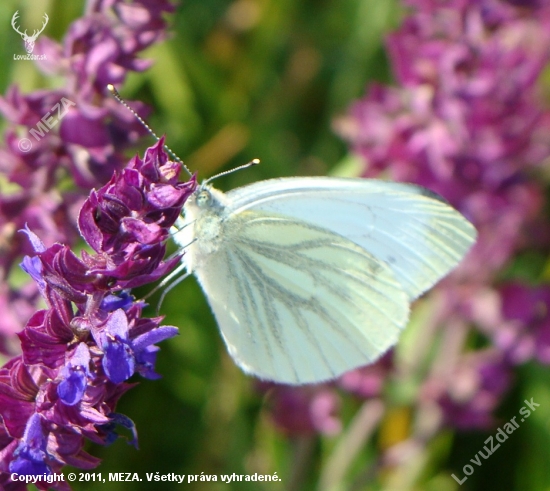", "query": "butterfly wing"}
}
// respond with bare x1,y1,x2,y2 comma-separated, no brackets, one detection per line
226,177,476,300
192,212,409,384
